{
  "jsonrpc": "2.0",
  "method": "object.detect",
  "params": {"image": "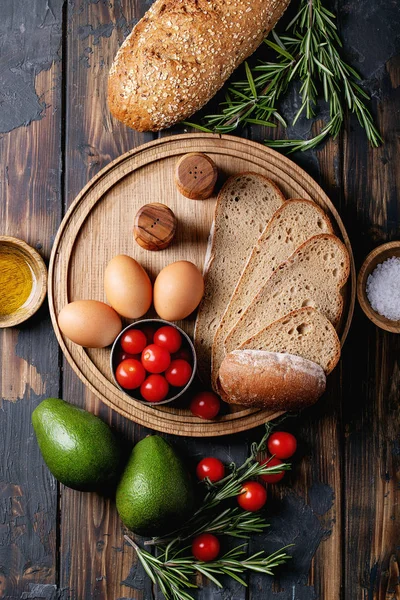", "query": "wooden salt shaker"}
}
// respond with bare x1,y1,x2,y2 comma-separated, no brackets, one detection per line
134,203,177,251
175,152,218,200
